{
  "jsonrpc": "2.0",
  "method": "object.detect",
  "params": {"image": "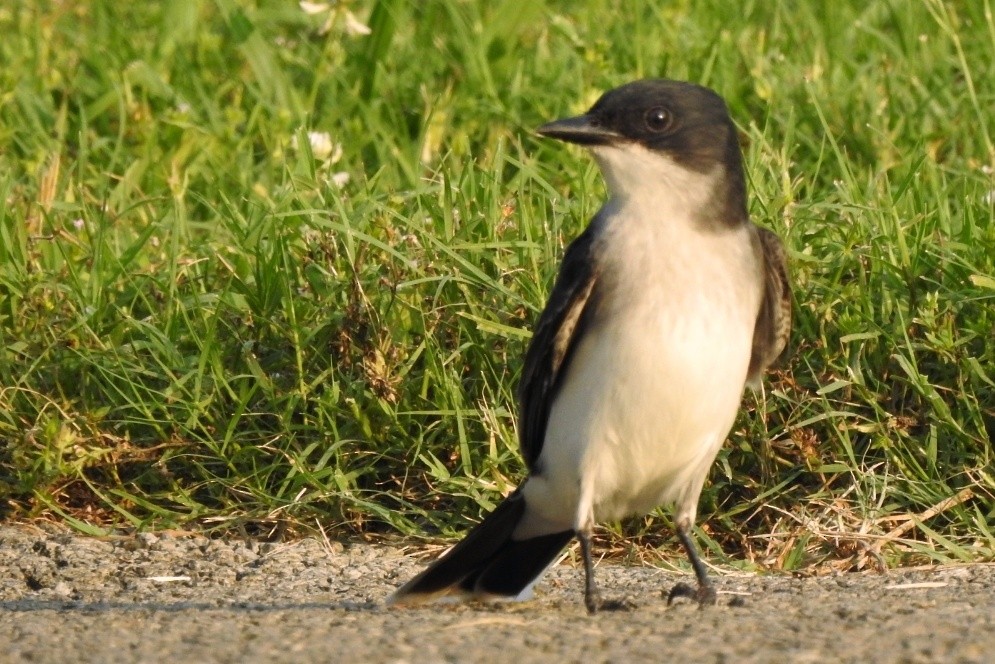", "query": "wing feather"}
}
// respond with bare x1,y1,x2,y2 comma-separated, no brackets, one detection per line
516,228,601,471
747,226,792,385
